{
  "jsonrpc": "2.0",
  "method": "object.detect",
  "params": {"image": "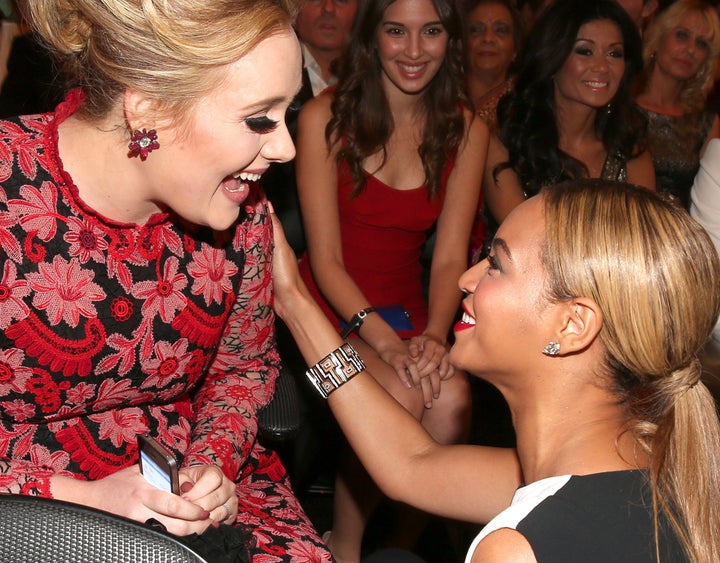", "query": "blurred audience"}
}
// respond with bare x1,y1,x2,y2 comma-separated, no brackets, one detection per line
0,0,65,117
636,0,720,209
615,0,659,33
515,0,553,33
